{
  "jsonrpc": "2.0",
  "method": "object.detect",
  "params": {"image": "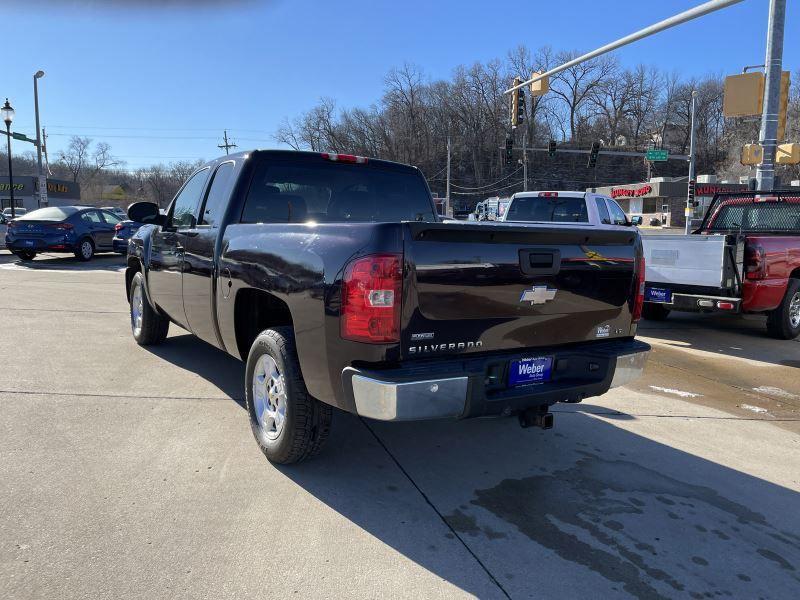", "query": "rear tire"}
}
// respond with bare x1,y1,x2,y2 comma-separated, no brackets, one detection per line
75,238,94,262
766,278,800,340
129,272,169,345
245,327,332,465
642,302,671,321
13,250,36,261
